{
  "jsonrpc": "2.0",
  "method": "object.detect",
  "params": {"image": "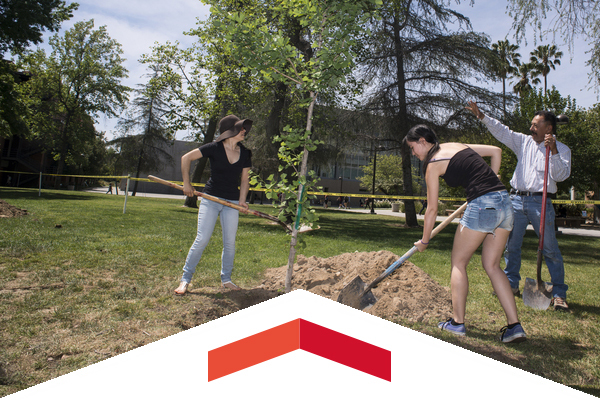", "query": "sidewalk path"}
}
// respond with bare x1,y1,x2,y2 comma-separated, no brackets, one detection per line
85,187,600,238
338,206,600,238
